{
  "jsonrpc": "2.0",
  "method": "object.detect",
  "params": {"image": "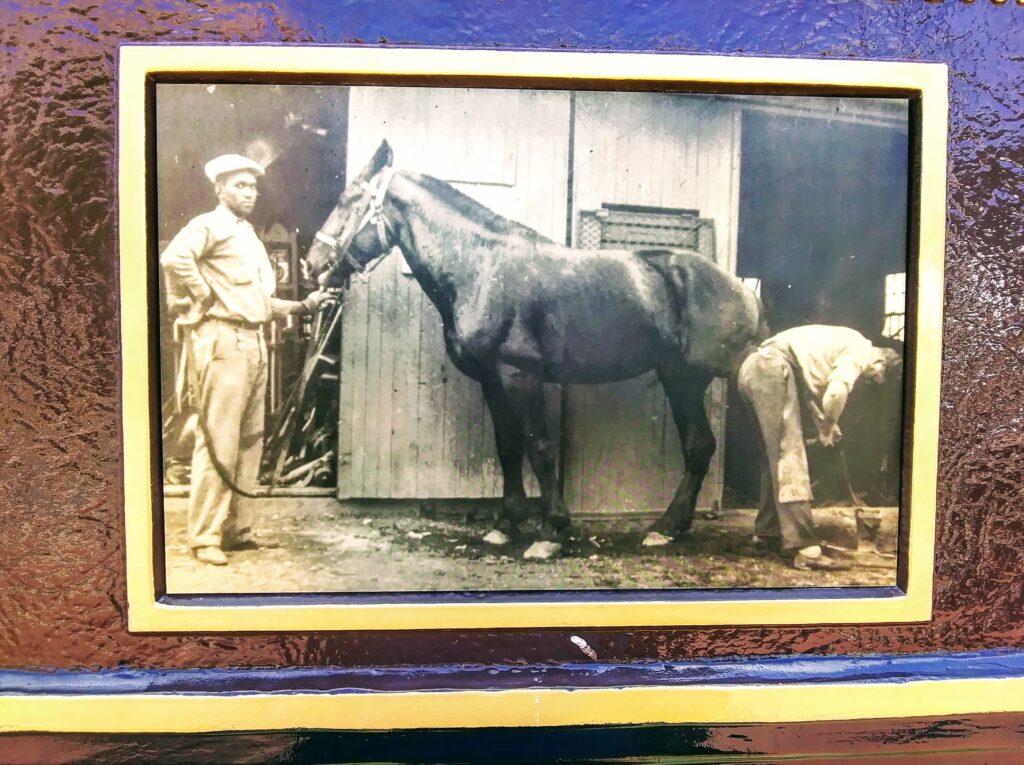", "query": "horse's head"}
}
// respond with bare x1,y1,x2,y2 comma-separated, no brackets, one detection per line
307,139,396,286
